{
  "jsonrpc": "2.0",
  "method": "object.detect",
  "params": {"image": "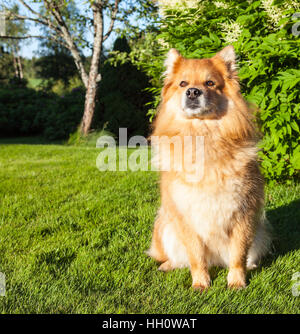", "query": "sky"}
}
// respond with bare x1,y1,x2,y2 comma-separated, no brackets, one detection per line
4,1,117,59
